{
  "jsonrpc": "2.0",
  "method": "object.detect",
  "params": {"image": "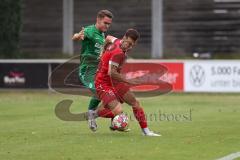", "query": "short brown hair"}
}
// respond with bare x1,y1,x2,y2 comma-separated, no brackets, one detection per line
125,29,140,42
97,10,114,19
